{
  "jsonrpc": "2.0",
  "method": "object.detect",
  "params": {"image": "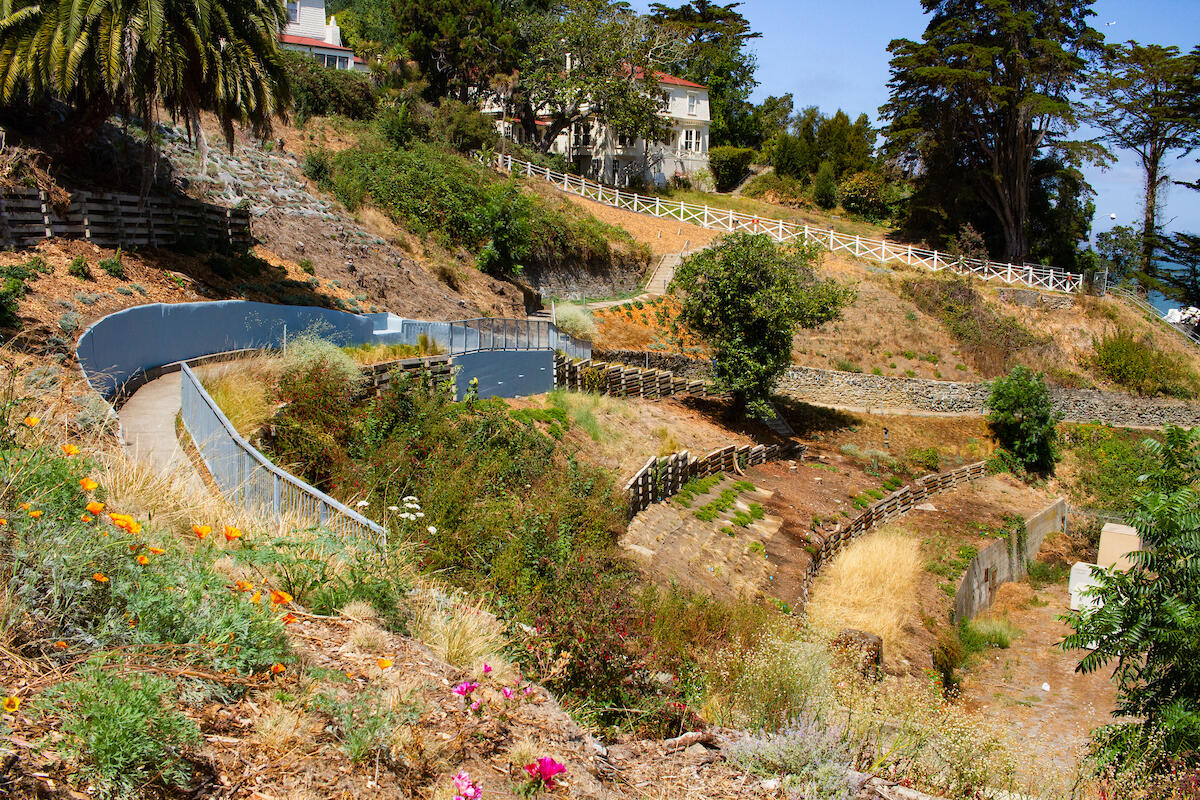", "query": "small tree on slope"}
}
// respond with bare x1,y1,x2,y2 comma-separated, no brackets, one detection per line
1062,427,1200,782
986,366,1060,474
670,233,853,417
